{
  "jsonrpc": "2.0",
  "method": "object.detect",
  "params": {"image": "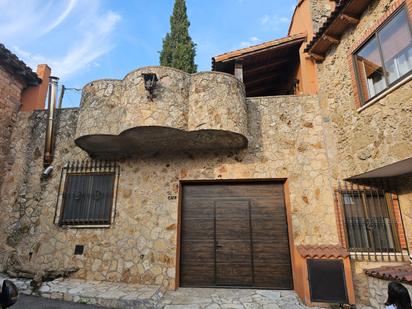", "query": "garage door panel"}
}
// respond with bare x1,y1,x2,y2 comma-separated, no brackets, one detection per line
254,264,293,288
251,198,286,217
216,200,249,218
183,183,283,198
216,263,253,286
252,219,289,239
216,219,250,239
180,182,292,289
181,240,214,263
182,218,214,239
182,199,214,218
181,263,215,286
216,240,251,262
